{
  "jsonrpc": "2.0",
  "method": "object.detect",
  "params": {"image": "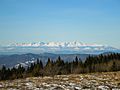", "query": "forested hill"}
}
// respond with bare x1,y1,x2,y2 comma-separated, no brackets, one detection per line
0,53,120,80
0,53,89,68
